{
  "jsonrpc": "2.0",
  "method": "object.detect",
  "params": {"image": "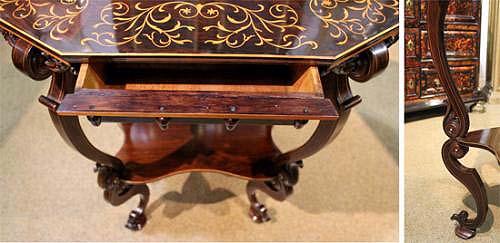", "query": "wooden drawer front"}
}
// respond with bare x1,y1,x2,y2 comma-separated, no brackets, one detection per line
421,0,481,24
421,30,478,60
56,63,340,120
405,28,420,66
404,0,419,27
420,65,477,98
405,68,419,100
